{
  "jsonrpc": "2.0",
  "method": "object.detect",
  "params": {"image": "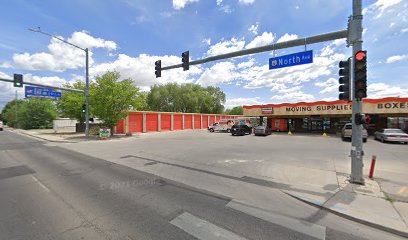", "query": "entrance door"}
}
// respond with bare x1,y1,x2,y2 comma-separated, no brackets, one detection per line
310,120,323,131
